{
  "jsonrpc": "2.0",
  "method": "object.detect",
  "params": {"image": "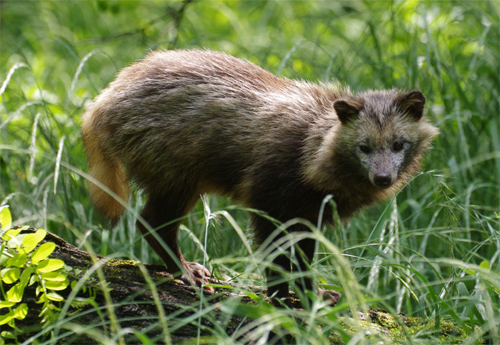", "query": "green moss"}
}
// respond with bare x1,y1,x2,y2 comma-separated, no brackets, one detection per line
403,317,423,327
105,259,140,268
334,313,480,344
373,311,398,328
